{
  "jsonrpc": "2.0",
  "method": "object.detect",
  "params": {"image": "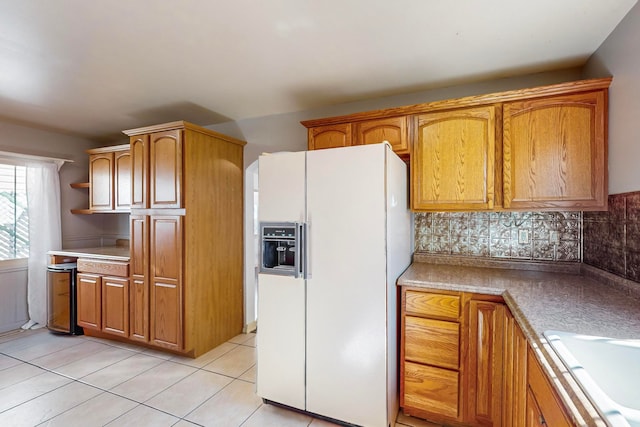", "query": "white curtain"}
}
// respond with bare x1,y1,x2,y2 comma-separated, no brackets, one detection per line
22,161,62,329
